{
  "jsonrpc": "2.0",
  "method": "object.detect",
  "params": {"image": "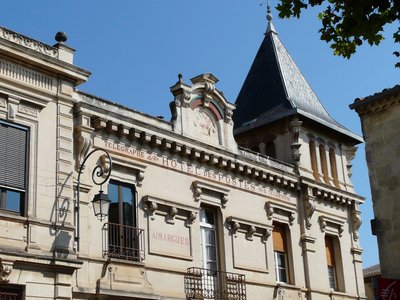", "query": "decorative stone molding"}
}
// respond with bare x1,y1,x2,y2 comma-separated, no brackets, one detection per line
18,103,38,117
0,260,13,283
142,196,198,227
192,181,229,208
0,27,58,57
318,215,345,237
312,186,361,206
111,157,146,187
226,216,273,242
265,201,296,226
